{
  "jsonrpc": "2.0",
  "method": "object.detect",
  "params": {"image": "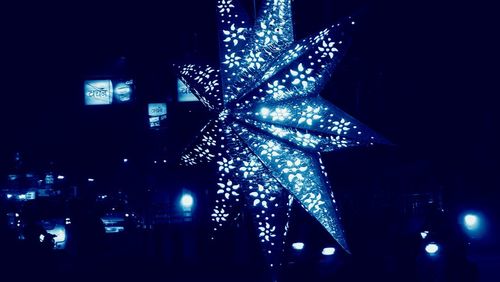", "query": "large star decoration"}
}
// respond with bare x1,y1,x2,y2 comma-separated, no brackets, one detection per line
177,0,388,270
